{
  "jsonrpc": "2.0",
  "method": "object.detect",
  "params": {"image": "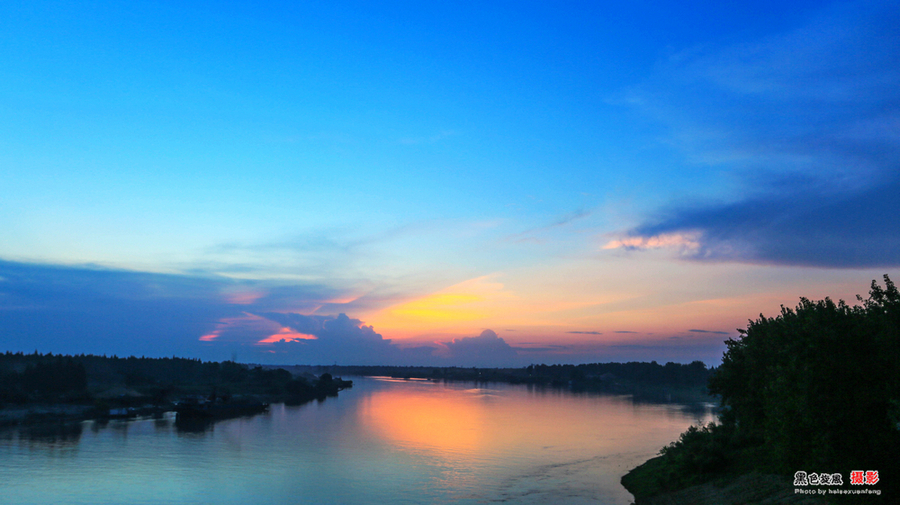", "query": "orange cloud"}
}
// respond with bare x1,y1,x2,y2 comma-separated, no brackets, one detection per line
198,313,280,343
198,314,263,342
256,327,316,345
603,232,700,251
225,291,265,305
